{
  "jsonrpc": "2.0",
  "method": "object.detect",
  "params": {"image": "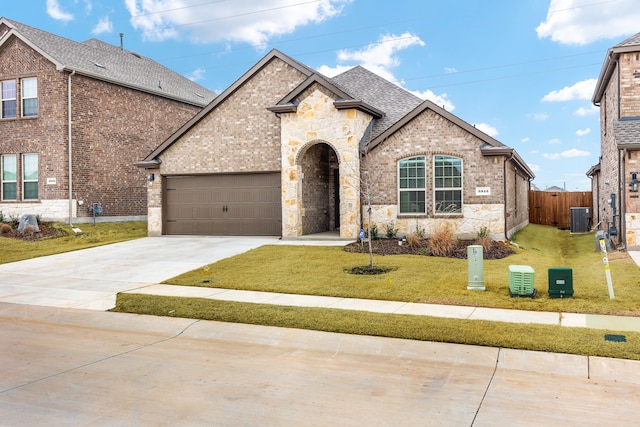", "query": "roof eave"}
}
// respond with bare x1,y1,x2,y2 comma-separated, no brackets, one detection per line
480,145,535,179
593,45,640,104
334,99,384,119
134,159,162,169
142,49,315,162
